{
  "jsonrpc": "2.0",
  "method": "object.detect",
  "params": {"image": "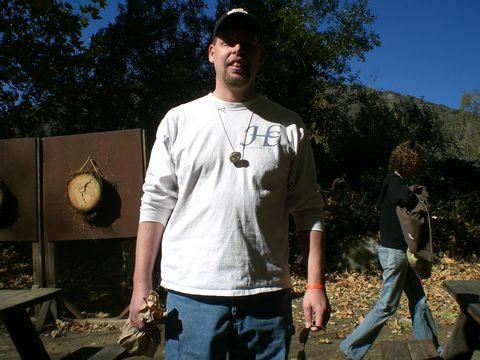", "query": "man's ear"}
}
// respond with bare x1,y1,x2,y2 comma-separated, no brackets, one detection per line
208,44,215,64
